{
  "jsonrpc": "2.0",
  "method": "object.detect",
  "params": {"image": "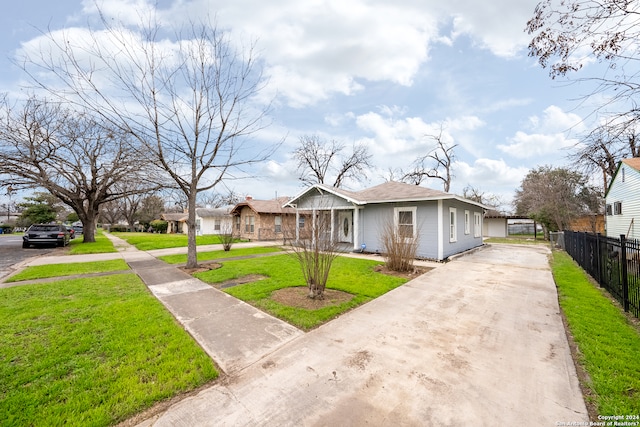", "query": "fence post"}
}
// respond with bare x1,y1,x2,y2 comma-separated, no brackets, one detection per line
620,234,630,312
596,233,602,286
